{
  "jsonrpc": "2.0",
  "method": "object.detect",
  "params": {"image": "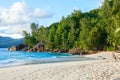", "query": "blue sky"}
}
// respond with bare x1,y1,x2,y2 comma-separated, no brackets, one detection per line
0,0,102,38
